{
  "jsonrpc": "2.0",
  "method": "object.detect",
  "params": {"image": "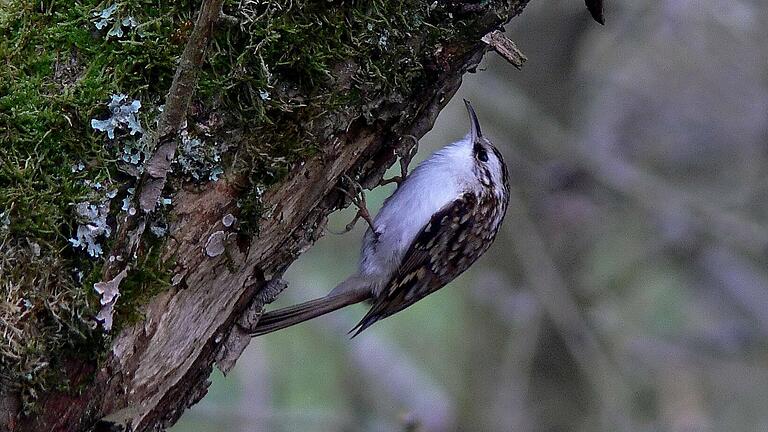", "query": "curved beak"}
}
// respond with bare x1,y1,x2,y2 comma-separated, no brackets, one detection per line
464,99,482,141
